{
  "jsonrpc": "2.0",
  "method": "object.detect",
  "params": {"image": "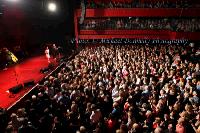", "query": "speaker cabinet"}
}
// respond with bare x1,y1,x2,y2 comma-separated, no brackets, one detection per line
24,79,35,87
9,84,23,94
